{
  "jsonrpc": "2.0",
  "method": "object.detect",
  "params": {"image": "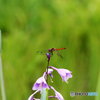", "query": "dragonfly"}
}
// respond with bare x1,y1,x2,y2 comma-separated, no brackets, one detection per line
37,47,66,58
